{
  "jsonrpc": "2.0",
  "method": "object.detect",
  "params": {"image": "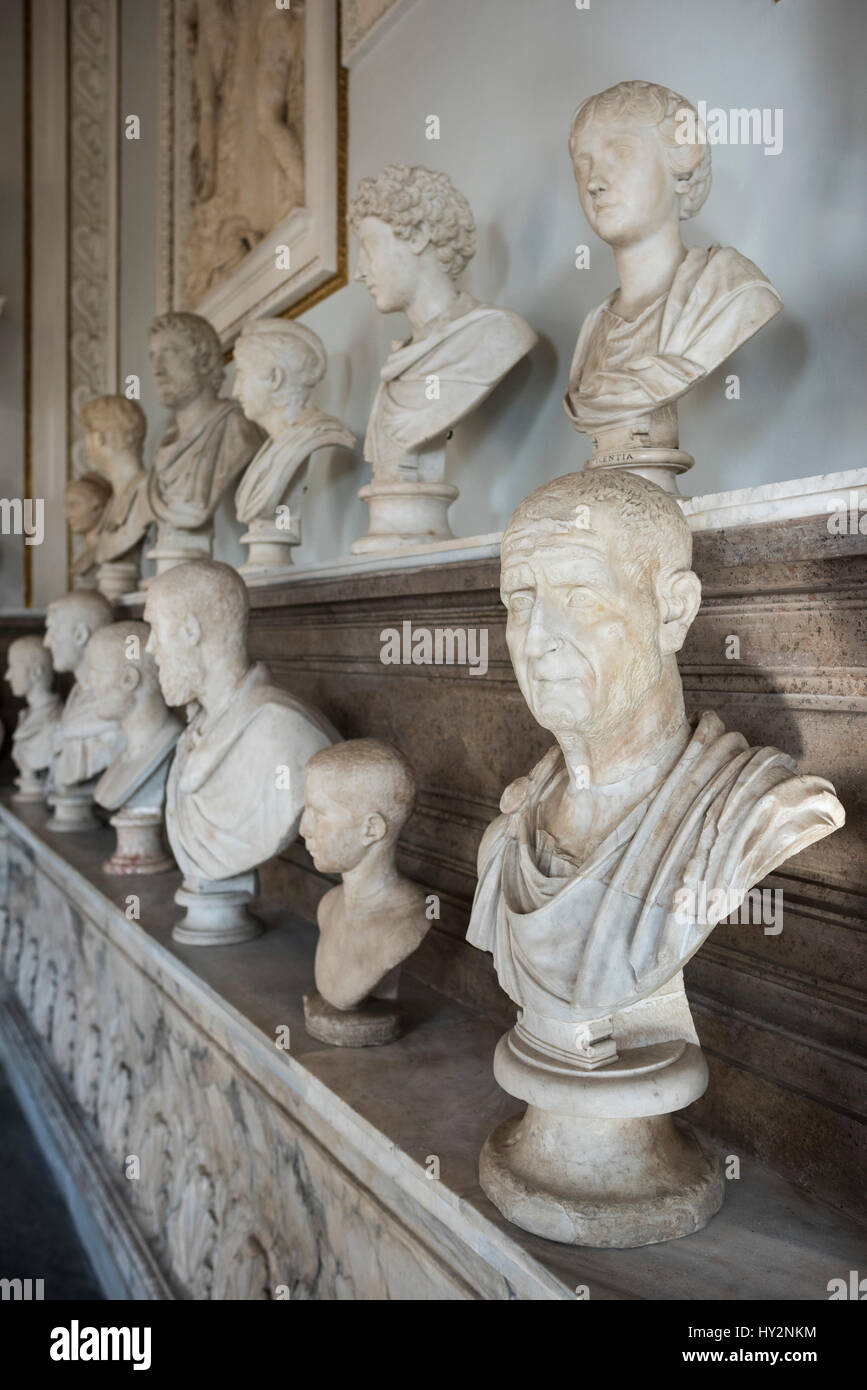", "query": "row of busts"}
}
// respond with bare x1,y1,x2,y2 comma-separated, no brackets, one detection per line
8,465,847,1248
7,565,429,1047
68,78,787,597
